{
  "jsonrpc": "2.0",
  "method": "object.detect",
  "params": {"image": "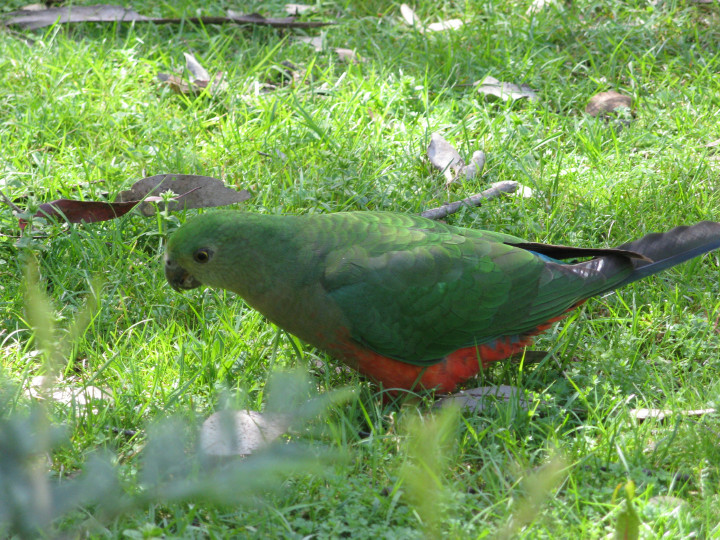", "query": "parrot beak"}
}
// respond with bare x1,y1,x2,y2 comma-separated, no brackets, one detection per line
164,256,202,291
